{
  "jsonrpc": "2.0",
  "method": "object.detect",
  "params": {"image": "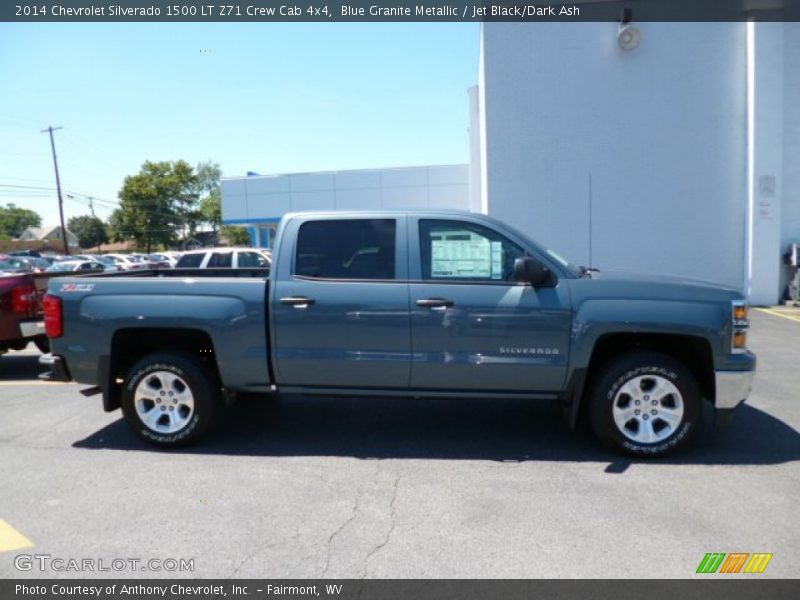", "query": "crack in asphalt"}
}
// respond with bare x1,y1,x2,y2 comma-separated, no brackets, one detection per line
321,487,362,577
361,473,401,578
228,529,301,579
